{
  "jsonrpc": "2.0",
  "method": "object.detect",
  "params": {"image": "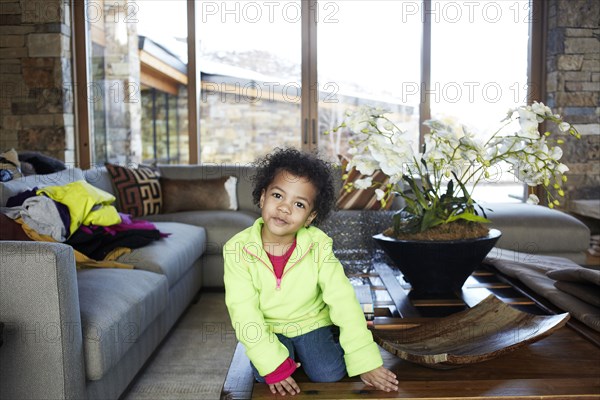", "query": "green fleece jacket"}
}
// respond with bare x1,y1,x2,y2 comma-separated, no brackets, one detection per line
223,218,382,377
